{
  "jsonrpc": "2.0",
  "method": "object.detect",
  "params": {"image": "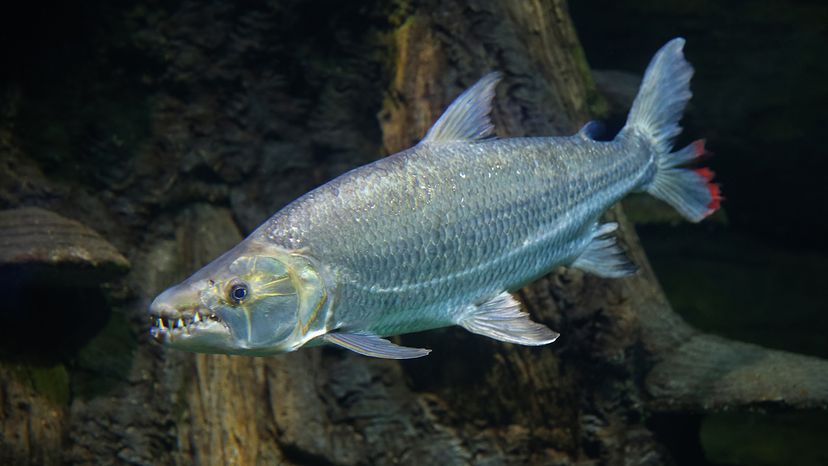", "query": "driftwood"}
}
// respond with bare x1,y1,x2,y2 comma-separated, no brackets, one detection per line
1,0,827,465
